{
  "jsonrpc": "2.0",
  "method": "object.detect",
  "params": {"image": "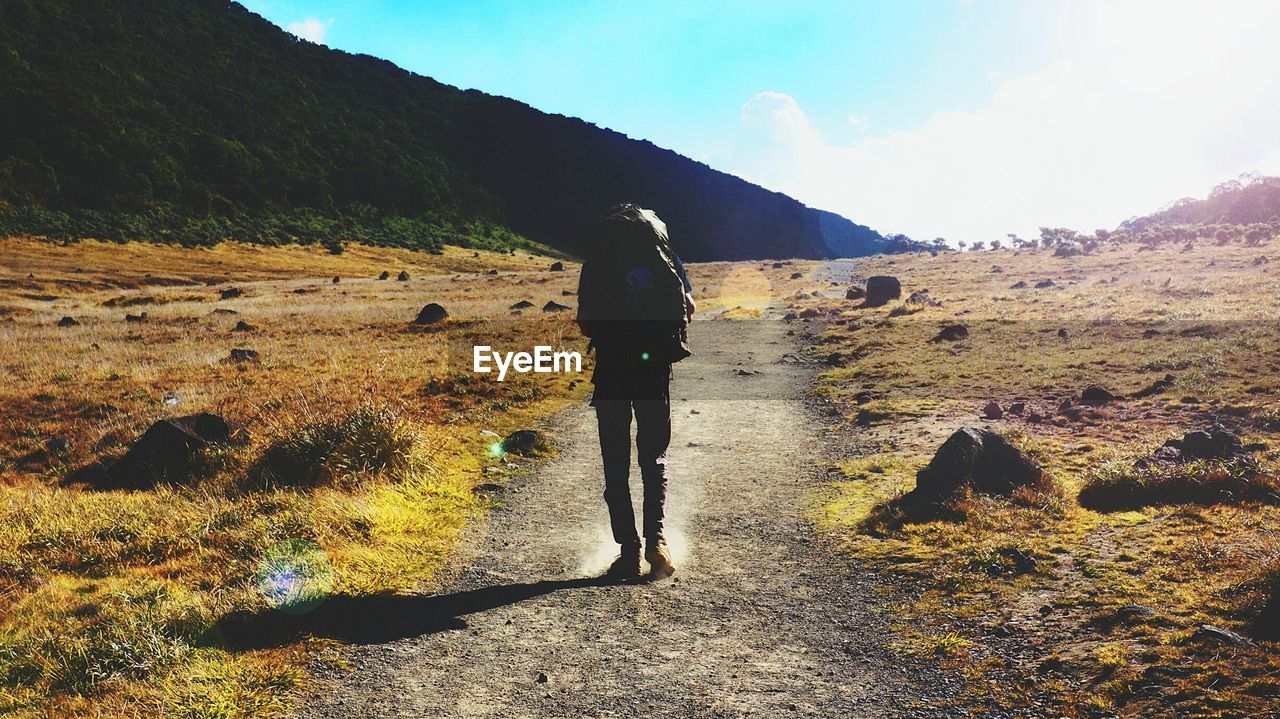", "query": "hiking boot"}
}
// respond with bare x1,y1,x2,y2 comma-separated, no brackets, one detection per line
645,540,676,579
604,544,642,580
